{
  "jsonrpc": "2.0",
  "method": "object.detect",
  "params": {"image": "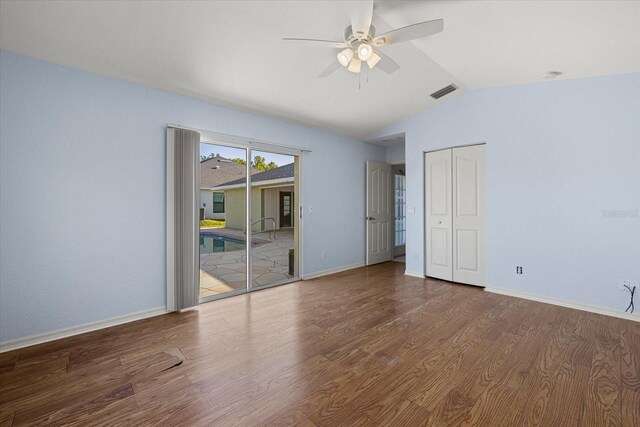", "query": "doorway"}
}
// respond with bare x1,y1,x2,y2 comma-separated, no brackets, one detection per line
198,142,301,303
279,192,293,228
